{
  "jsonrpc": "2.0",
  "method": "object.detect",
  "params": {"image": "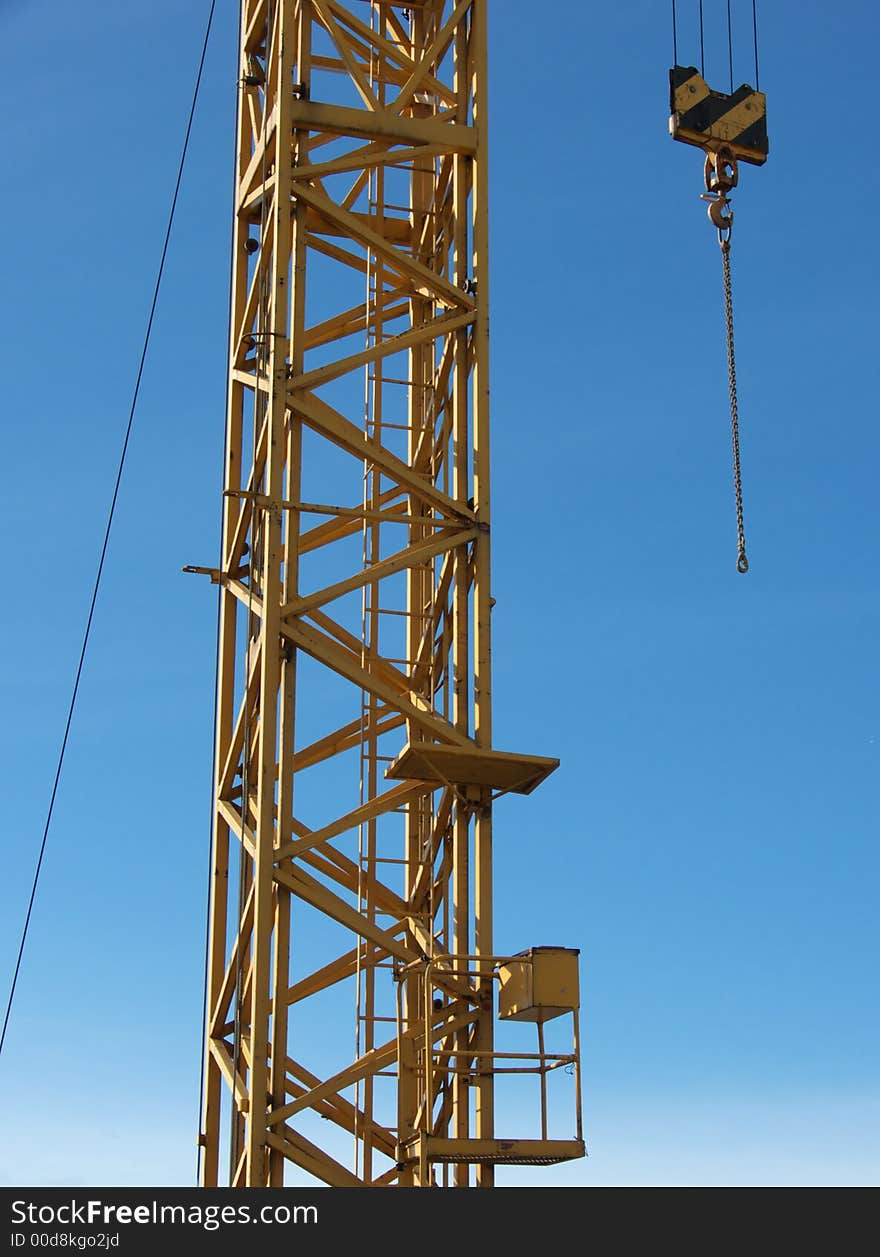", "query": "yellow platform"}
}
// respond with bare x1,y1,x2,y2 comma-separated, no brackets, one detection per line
385,740,559,795
398,1135,585,1167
